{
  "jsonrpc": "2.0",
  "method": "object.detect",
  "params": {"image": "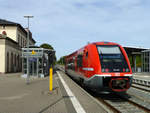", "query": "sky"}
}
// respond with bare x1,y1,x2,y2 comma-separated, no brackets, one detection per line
1,0,150,59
